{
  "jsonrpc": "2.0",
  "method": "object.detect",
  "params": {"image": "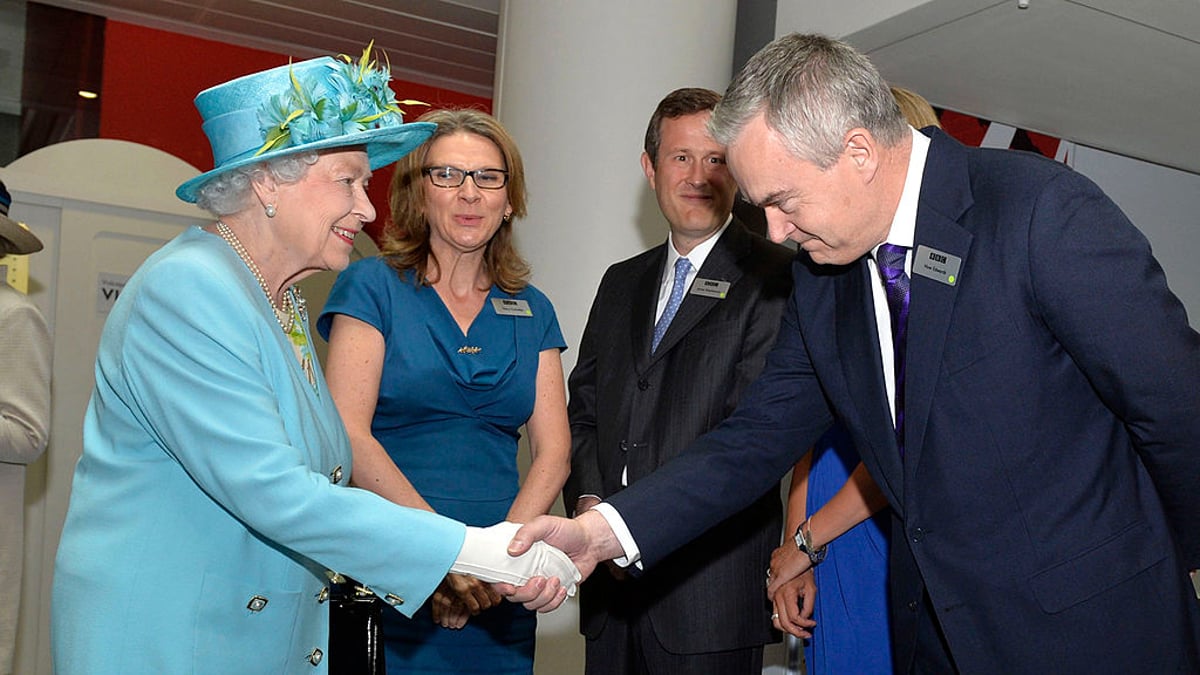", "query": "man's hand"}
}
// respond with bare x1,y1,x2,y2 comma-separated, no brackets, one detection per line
497,510,623,611
771,569,818,638
767,539,814,597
